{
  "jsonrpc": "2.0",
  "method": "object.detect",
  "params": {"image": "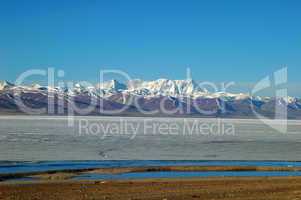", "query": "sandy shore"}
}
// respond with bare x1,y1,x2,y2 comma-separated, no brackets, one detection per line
1,177,301,200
